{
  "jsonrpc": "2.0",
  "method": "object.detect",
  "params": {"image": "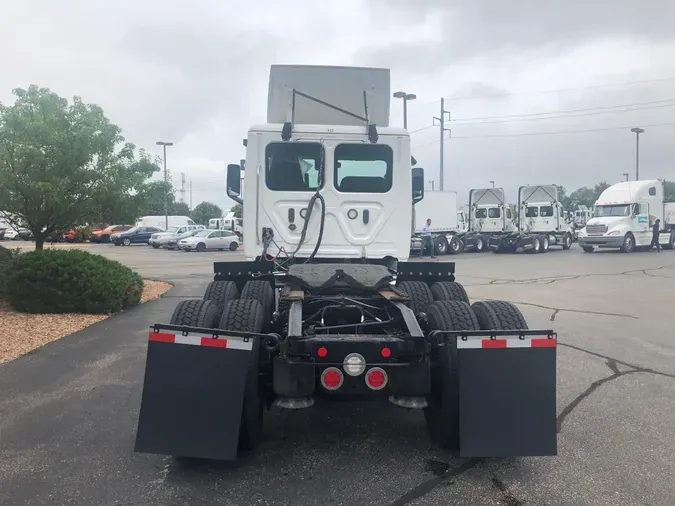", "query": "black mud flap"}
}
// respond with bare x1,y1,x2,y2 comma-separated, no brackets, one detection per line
456,331,557,457
134,327,253,461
